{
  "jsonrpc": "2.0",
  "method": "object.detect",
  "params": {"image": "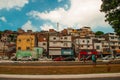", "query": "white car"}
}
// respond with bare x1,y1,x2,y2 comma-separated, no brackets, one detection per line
102,55,113,60
115,55,120,59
